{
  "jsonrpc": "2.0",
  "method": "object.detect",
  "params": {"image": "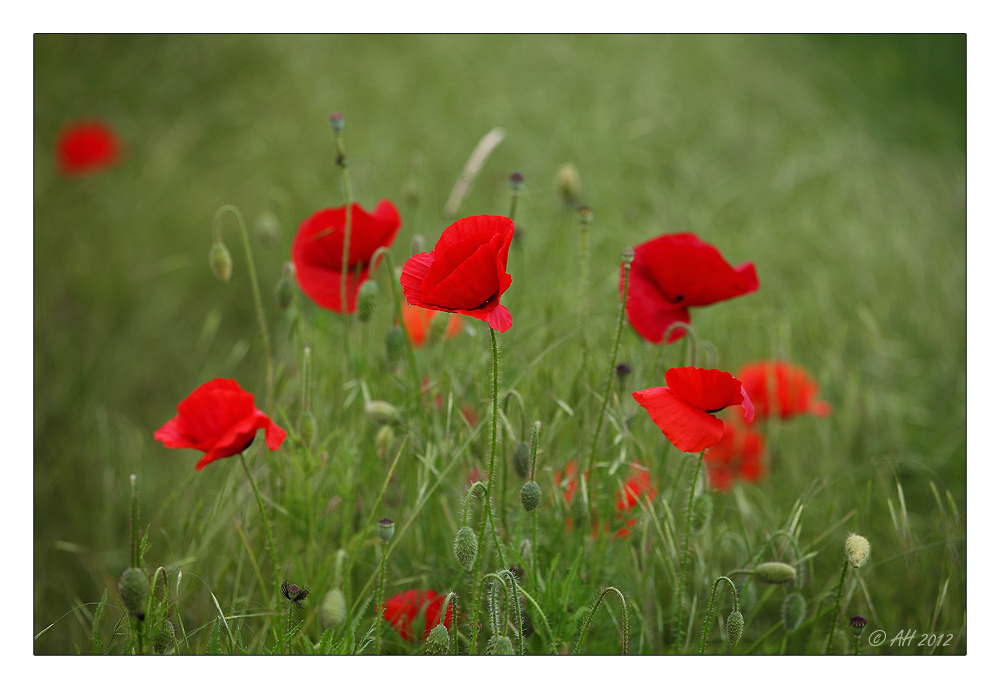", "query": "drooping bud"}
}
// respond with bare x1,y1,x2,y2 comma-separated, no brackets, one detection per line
488,635,515,655
726,609,744,647
377,518,395,543
845,533,870,568
365,400,402,426
253,210,281,244
118,568,149,621
209,242,232,282
321,589,347,628
298,410,316,448
425,623,450,654
781,592,807,633
152,619,175,654
385,326,404,368
356,279,378,323
555,163,581,205
453,526,478,571
753,561,797,585
520,481,541,512
511,441,531,479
